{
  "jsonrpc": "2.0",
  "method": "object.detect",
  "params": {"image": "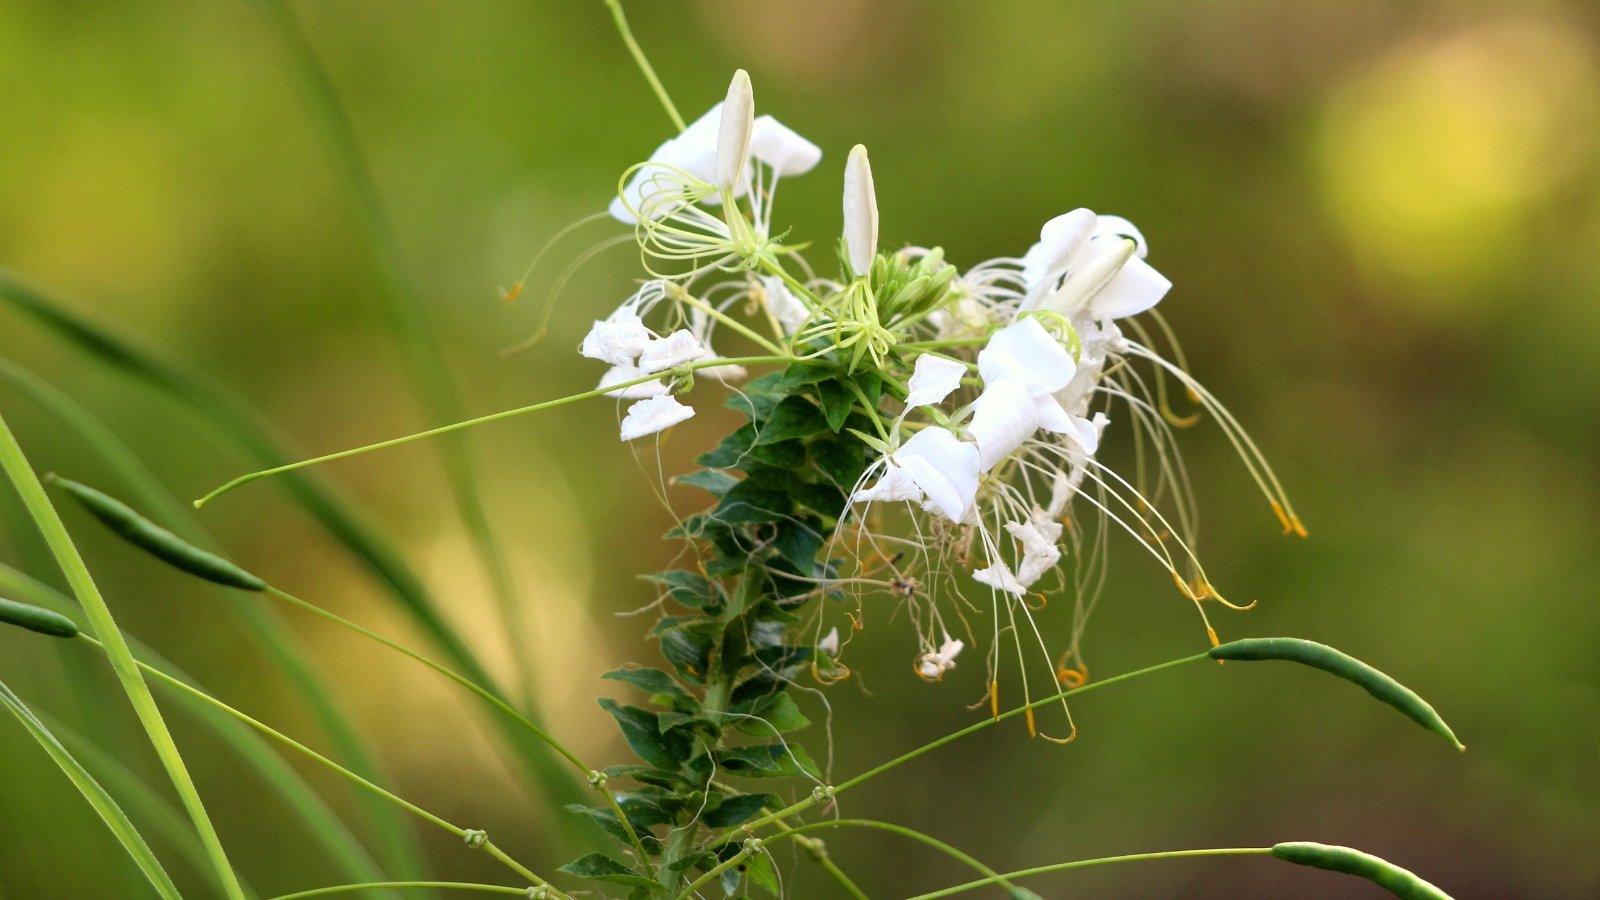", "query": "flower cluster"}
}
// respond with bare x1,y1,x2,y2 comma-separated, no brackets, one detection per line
580,70,1304,706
